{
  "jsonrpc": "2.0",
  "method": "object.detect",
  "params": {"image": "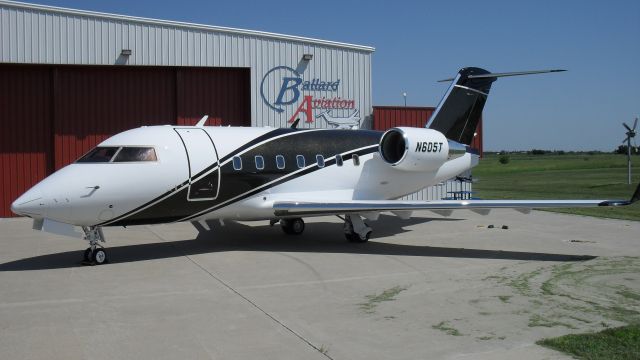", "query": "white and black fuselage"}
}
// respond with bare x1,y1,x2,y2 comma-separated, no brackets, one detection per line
12,125,476,227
